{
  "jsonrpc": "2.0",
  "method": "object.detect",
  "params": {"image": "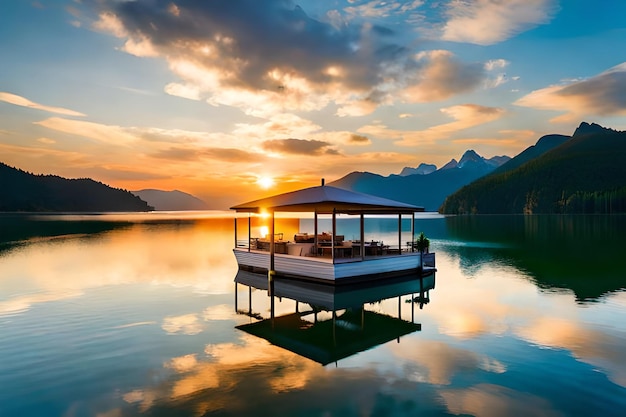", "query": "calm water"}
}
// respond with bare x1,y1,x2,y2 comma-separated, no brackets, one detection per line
1,213,625,416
